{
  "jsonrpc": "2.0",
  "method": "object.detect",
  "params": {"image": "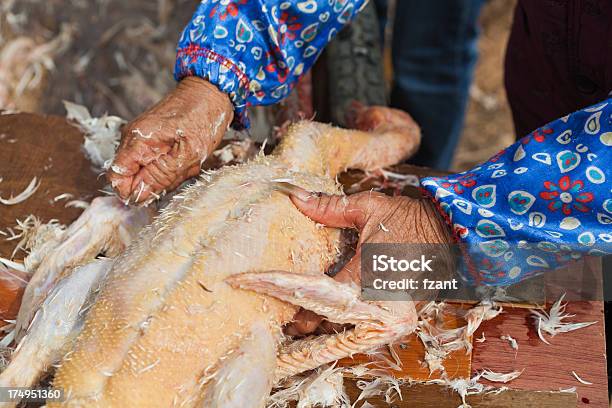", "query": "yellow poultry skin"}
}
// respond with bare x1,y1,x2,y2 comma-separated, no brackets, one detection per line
17,108,420,407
